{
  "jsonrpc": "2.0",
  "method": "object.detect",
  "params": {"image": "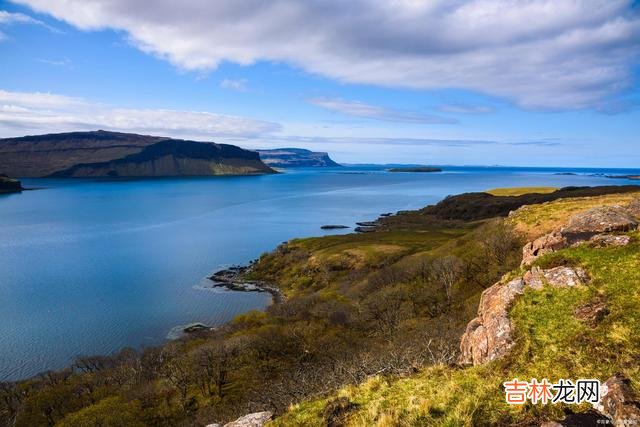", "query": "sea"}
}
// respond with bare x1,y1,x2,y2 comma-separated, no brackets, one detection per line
1,165,638,380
